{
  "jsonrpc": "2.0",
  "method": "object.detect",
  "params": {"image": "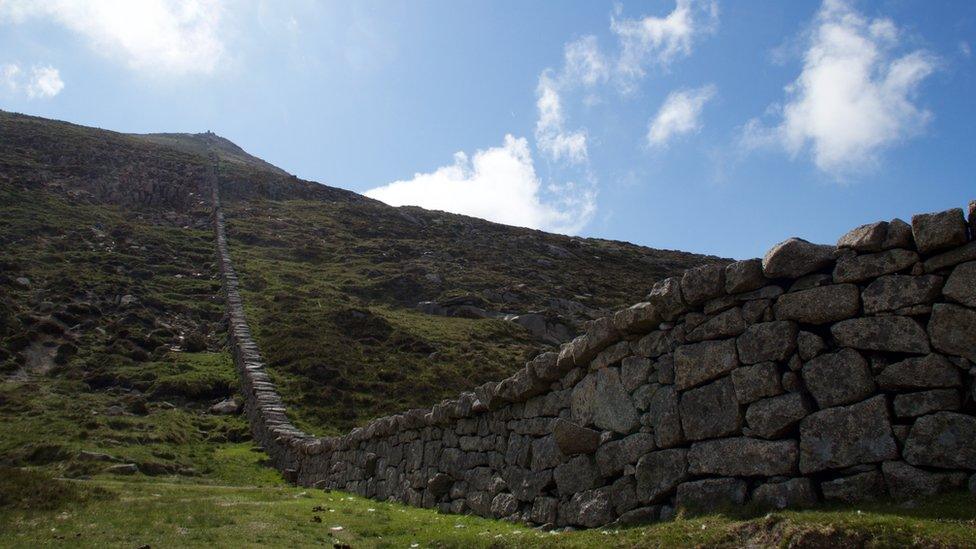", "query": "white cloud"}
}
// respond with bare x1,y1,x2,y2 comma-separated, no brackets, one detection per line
741,0,937,176
535,72,589,164
960,41,972,59
0,62,64,98
364,135,595,235
26,66,64,98
611,0,718,91
0,63,21,92
0,0,224,75
647,84,716,147
563,35,609,87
